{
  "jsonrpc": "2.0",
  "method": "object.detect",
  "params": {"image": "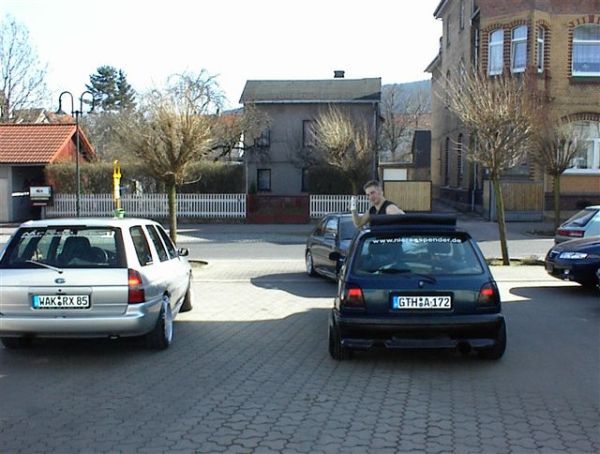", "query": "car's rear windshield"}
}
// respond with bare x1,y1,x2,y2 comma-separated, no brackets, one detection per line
0,226,125,269
564,208,598,227
352,233,484,276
